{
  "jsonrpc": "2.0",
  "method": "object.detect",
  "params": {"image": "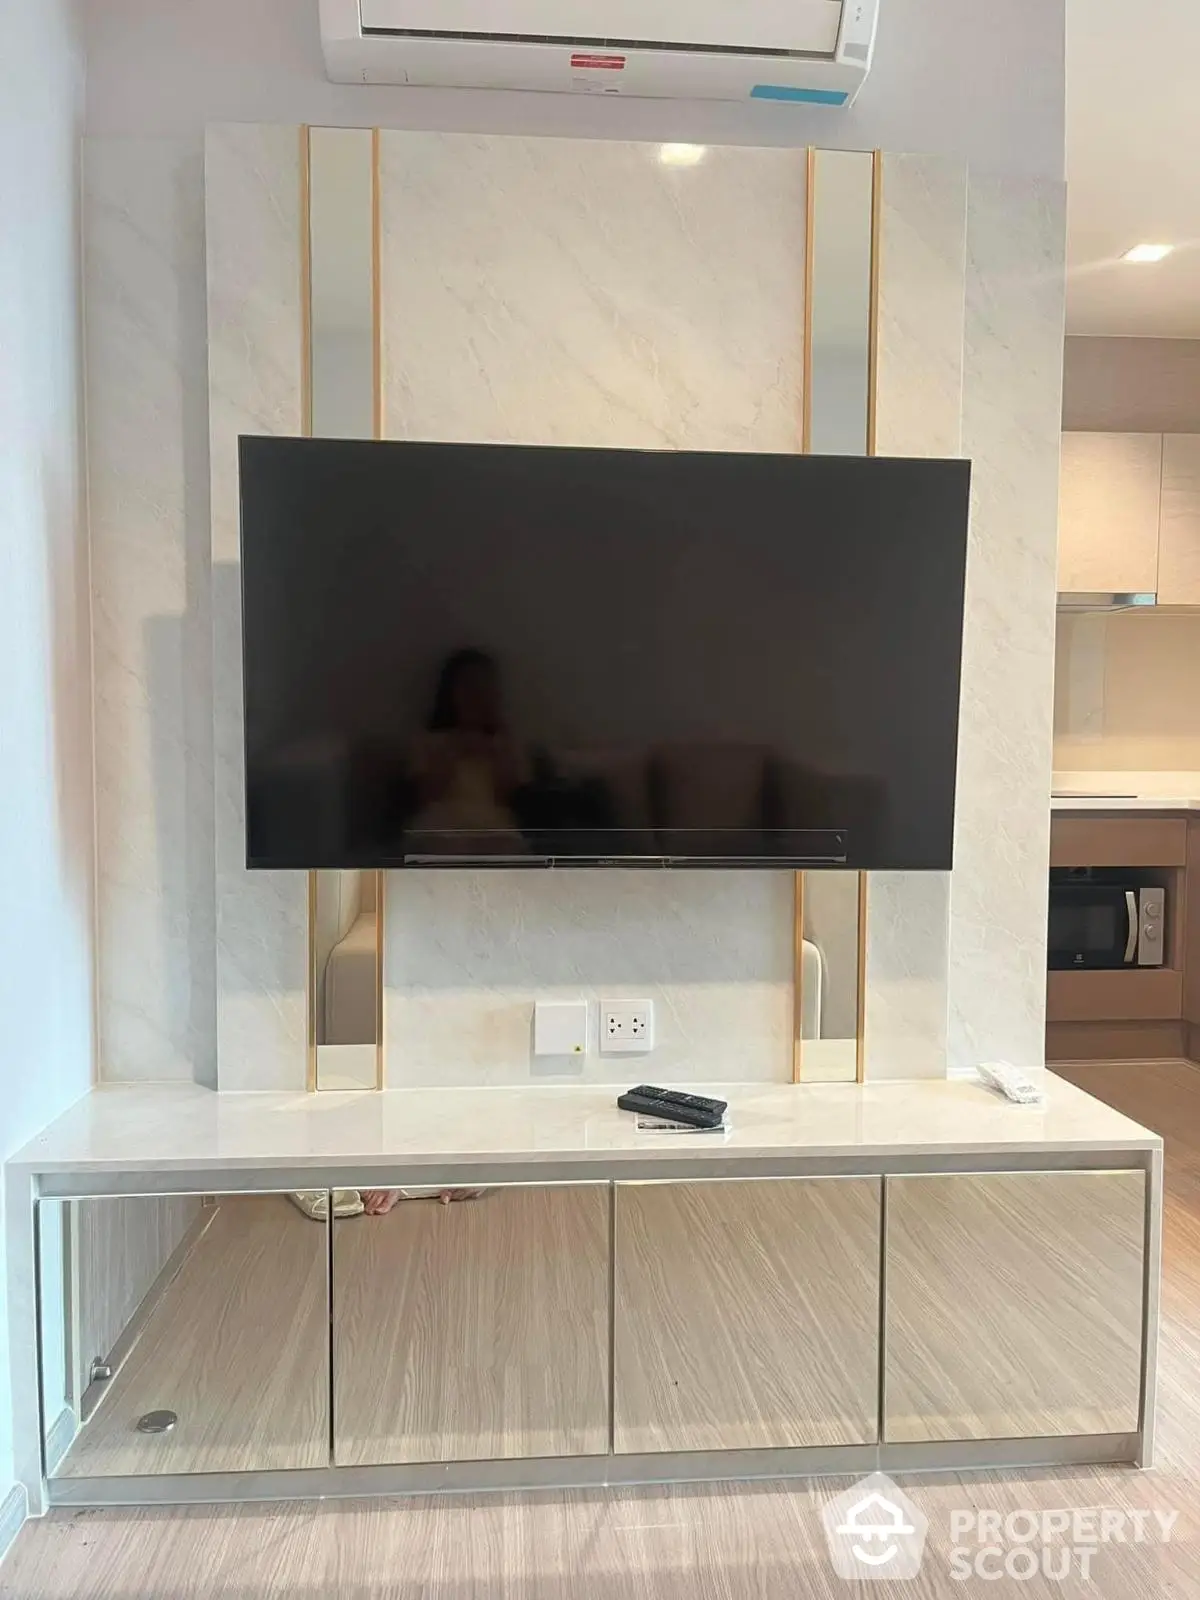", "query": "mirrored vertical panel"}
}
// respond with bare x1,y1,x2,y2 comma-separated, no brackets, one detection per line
332,1185,610,1464
39,1194,329,1477
806,148,875,458
797,872,863,1082
797,148,875,1081
311,869,384,1090
307,125,383,1089
309,125,377,440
